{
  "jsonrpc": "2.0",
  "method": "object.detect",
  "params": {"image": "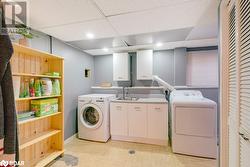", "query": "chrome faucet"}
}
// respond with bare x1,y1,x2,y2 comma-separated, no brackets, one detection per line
122,87,127,100
122,87,125,100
